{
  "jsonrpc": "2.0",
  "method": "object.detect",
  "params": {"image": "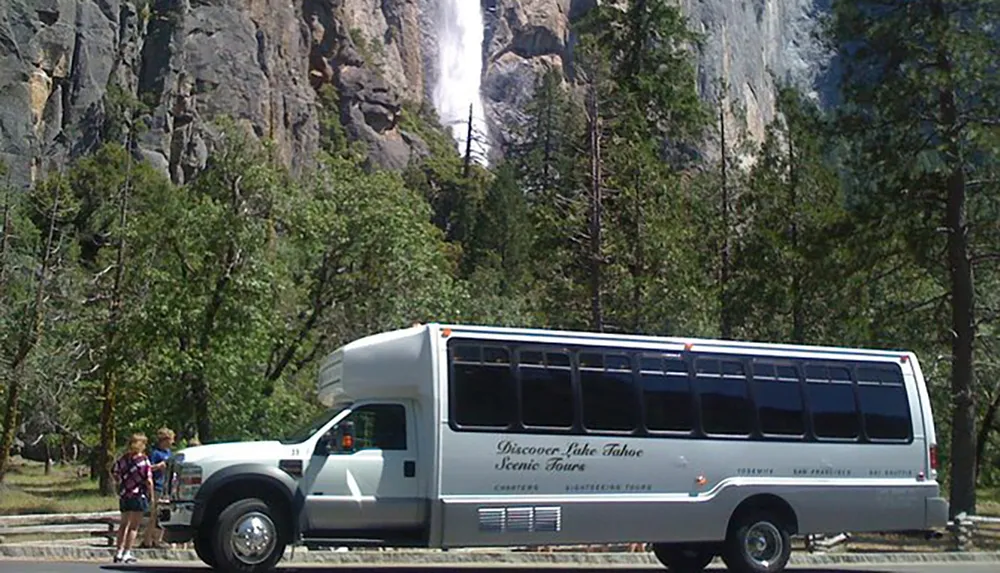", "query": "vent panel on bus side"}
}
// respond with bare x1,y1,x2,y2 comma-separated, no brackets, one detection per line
506,507,534,532
478,508,506,532
477,506,562,533
534,506,562,532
